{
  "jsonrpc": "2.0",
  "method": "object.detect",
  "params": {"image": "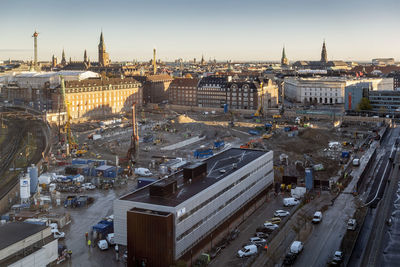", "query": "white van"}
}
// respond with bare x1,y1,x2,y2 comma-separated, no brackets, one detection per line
237,244,257,257
106,233,115,245
347,219,357,231
283,198,300,207
290,241,303,254
97,239,109,250
312,211,322,224
51,229,65,239
353,158,360,166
